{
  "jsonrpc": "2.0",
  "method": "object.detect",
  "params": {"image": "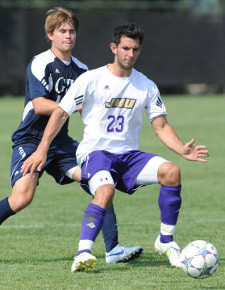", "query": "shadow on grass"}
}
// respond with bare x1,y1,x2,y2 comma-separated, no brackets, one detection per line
0,252,169,267
61,252,173,274
1,253,223,275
